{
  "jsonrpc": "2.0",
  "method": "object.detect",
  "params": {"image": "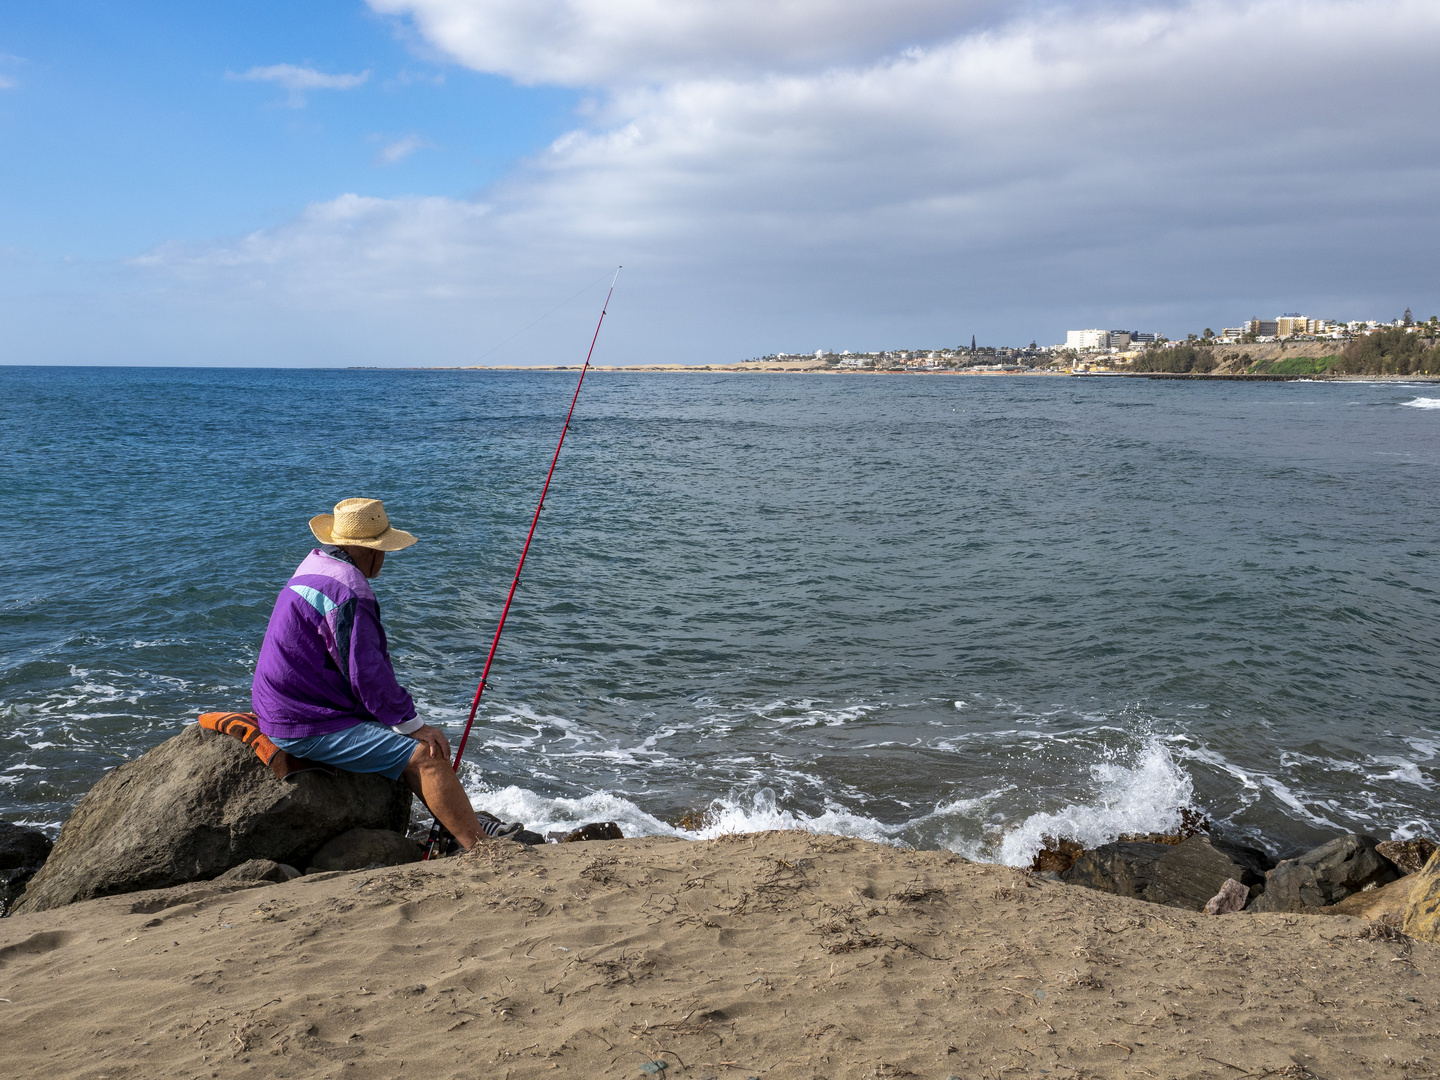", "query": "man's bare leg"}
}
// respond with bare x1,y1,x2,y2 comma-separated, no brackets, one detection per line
401,739,485,850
